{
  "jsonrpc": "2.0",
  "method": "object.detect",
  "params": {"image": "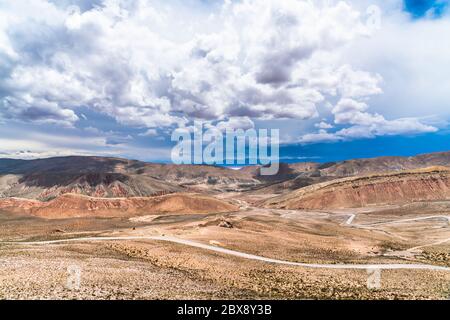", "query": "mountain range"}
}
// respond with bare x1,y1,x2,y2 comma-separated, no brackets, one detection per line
1,151,450,199
1,151,450,216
